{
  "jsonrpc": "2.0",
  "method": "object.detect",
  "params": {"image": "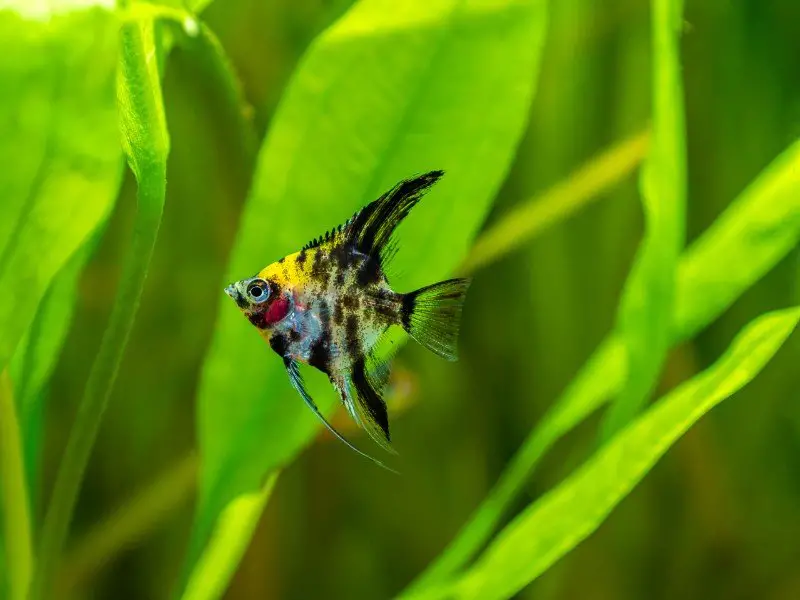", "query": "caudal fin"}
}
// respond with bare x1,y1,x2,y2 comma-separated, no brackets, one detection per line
401,278,471,361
